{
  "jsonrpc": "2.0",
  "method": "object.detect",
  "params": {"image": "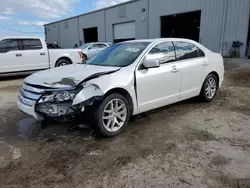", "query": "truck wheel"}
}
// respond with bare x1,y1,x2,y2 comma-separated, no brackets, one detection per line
95,93,131,137
82,54,87,60
56,59,71,67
